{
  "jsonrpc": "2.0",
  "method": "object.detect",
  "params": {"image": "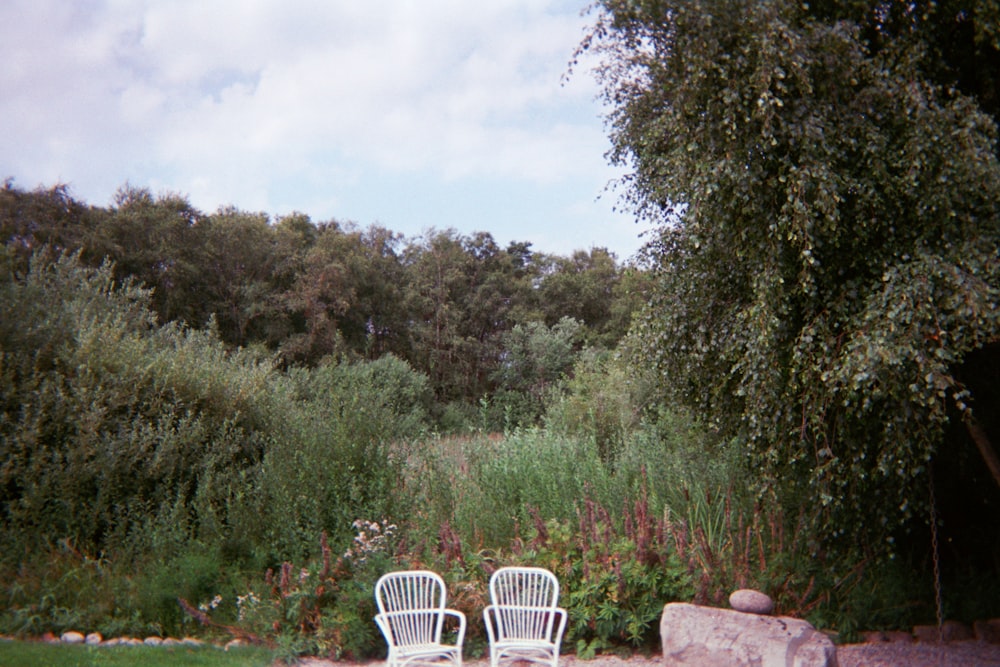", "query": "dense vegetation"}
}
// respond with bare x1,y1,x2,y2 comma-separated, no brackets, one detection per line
587,0,1000,597
2,0,999,660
